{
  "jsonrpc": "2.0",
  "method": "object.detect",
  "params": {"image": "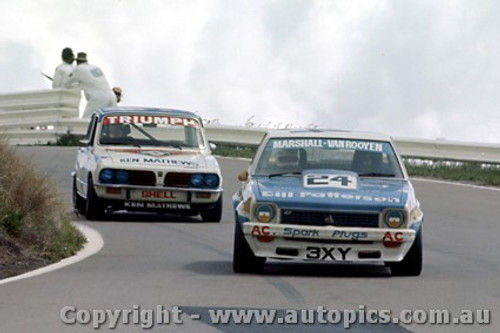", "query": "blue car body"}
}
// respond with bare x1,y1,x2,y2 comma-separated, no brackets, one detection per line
232,130,423,275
